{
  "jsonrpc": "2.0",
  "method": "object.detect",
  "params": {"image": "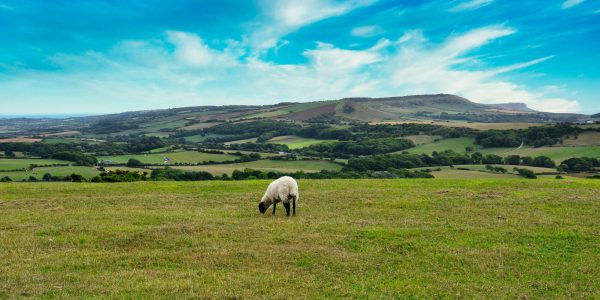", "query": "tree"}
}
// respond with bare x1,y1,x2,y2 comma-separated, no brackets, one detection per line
127,158,144,168
504,155,521,165
514,168,537,179
4,150,16,158
42,173,53,182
